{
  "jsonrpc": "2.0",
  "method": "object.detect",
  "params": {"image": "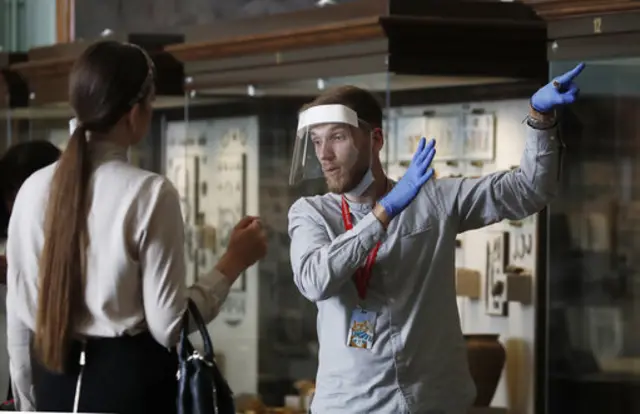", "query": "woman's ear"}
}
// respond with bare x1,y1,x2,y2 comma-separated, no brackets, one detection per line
127,103,142,135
